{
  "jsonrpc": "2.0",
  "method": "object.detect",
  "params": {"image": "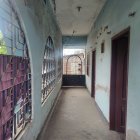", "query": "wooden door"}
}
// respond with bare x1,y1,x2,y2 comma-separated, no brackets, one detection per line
91,51,96,98
110,29,129,133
